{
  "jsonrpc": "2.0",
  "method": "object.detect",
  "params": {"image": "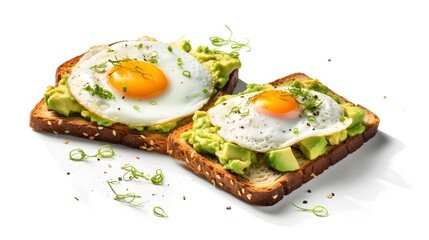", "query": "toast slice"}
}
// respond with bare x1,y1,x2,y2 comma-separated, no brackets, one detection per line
30,45,239,154
166,72,380,205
